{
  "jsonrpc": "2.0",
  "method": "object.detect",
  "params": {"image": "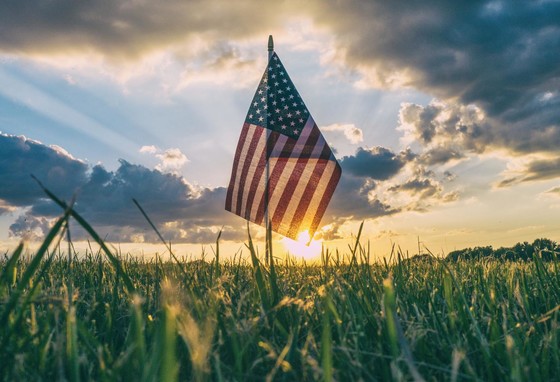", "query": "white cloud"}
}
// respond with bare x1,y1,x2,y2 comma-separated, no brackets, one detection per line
155,148,189,173
139,145,158,154
322,123,363,144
